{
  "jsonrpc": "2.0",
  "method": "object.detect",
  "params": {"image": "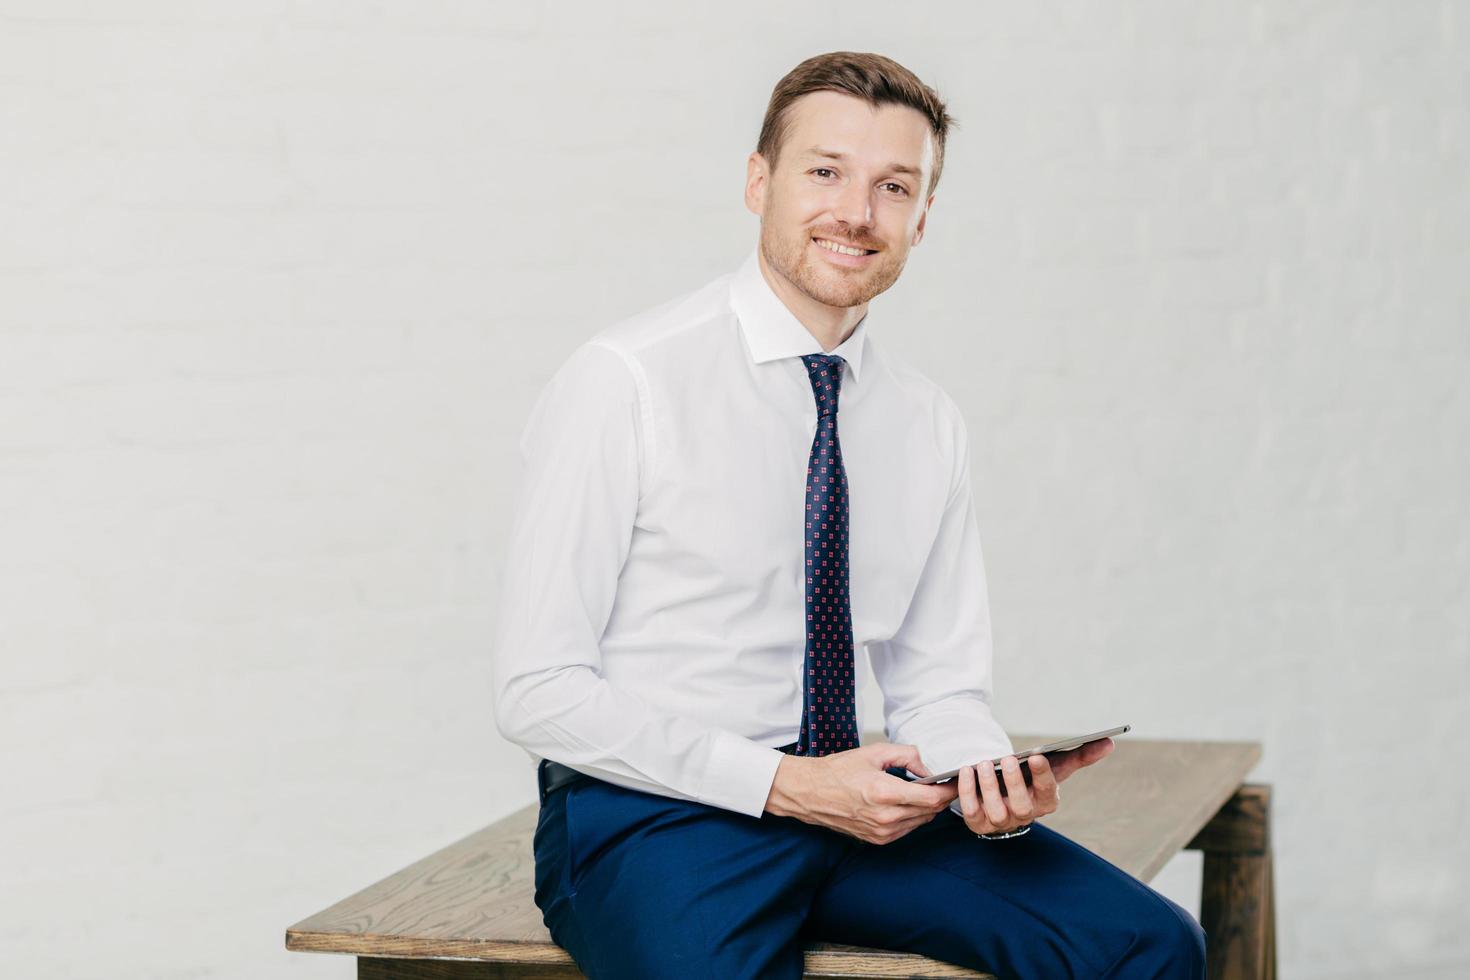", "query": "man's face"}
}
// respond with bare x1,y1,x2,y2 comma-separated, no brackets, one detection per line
746,89,937,310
